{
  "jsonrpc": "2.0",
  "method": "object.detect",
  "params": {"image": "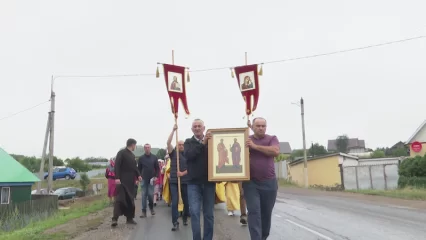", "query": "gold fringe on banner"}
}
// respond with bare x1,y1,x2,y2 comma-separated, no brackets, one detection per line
186,70,190,82
156,65,160,78
258,64,263,76
231,68,235,78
